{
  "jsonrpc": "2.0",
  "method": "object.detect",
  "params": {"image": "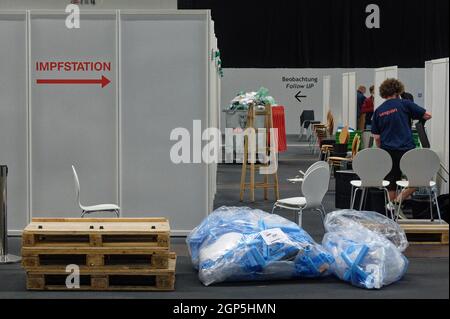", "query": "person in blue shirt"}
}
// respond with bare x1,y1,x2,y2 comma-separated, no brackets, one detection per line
357,86,367,130
372,79,432,201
